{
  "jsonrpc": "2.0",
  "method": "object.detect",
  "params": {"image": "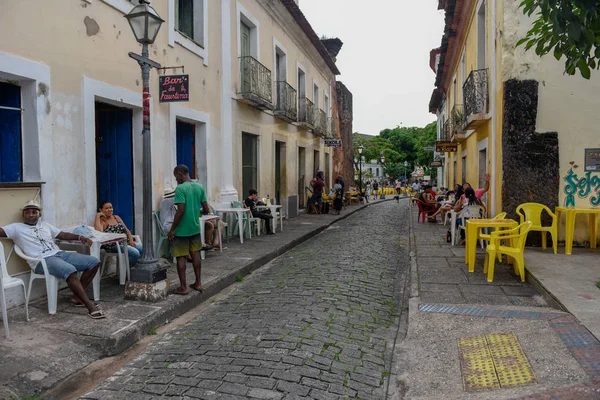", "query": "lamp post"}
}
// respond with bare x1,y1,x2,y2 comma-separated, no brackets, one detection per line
358,144,364,193
380,155,385,198
124,1,167,296
404,161,408,184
